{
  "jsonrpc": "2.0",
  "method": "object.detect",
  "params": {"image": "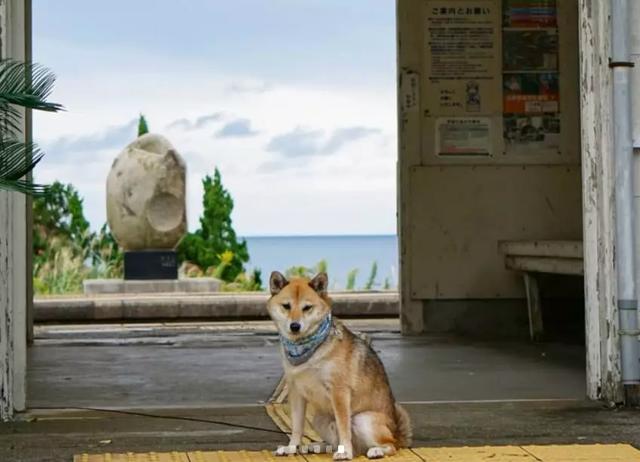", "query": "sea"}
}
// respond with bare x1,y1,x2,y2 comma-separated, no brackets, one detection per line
243,235,398,291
